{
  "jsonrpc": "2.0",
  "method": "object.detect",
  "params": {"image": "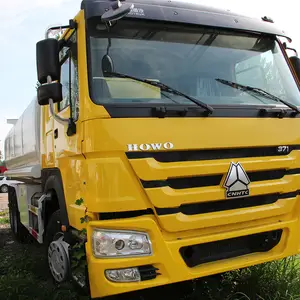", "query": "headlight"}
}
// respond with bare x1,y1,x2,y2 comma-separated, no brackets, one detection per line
92,229,152,258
